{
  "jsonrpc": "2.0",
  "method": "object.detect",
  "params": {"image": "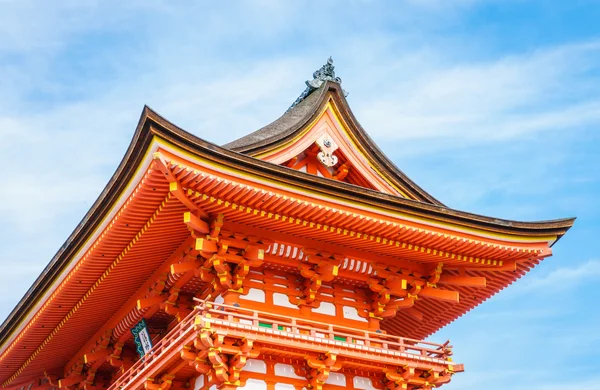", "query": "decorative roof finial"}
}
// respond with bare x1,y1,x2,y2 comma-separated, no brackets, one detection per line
287,57,348,111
